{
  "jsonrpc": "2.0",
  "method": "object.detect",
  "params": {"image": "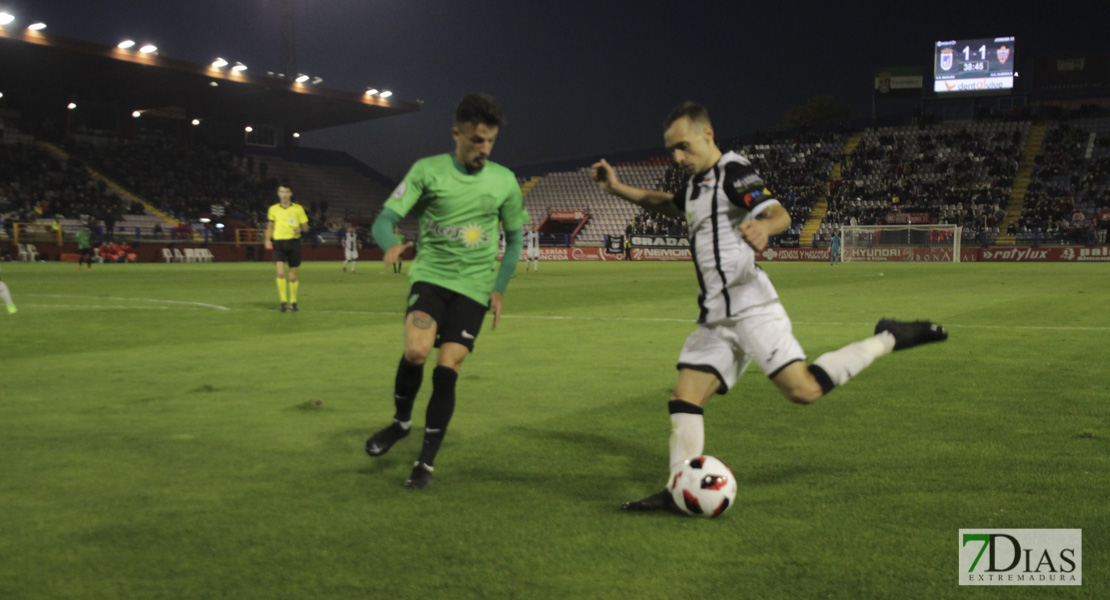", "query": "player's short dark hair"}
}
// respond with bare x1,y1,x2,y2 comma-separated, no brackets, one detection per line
664,102,711,130
279,178,292,189
455,93,506,128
